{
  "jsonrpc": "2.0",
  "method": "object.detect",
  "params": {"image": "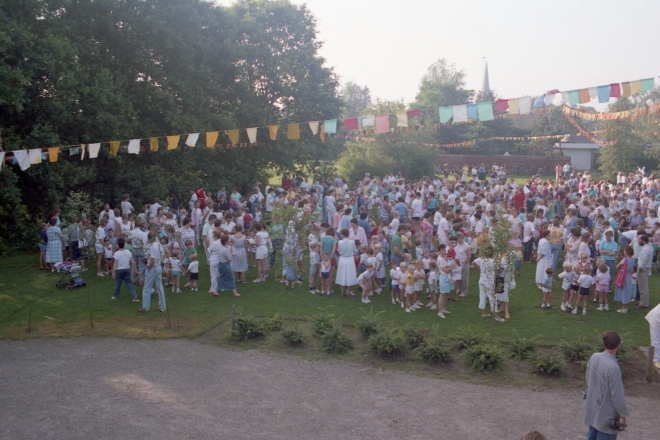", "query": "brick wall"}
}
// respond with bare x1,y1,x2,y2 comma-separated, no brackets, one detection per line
436,154,570,171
